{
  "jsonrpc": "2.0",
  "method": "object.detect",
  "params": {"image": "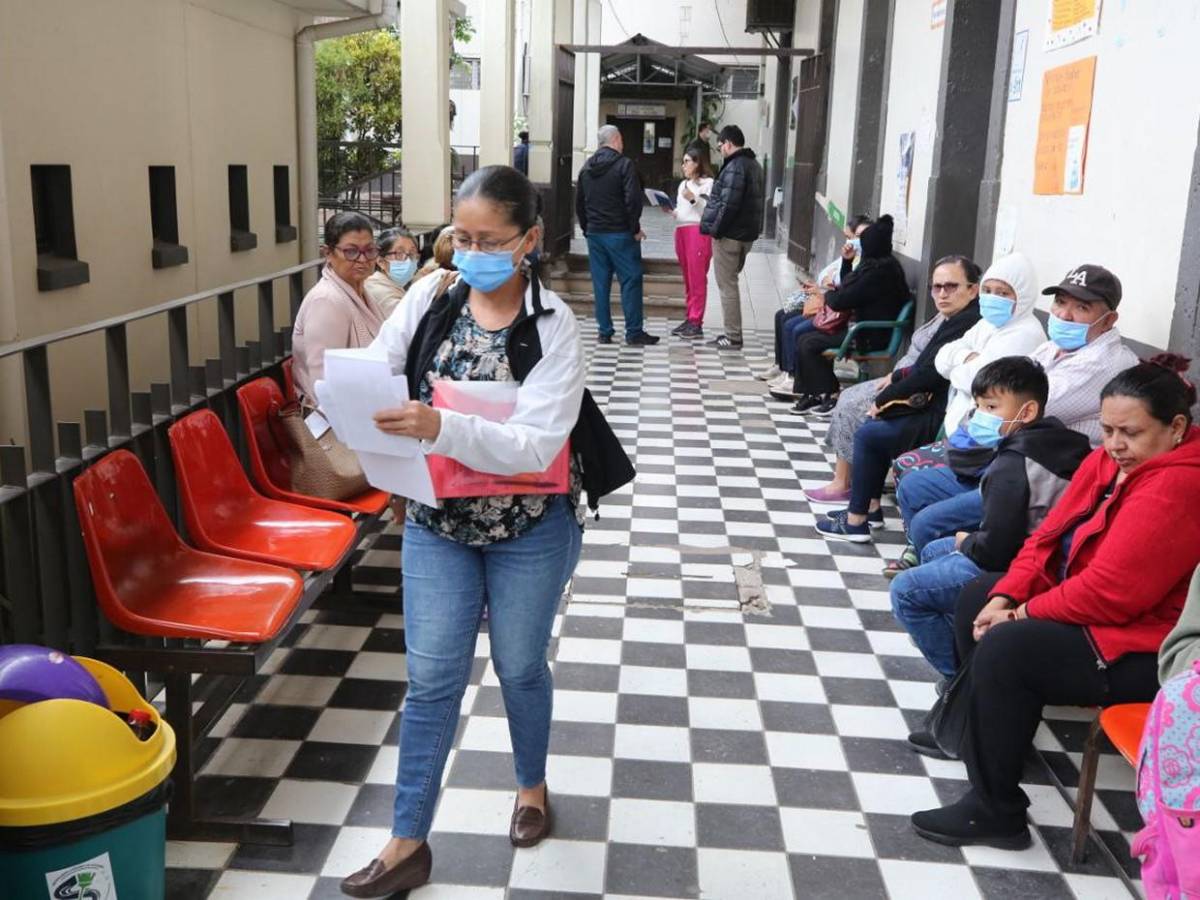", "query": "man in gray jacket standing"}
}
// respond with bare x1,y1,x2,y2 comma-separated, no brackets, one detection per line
700,125,764,350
